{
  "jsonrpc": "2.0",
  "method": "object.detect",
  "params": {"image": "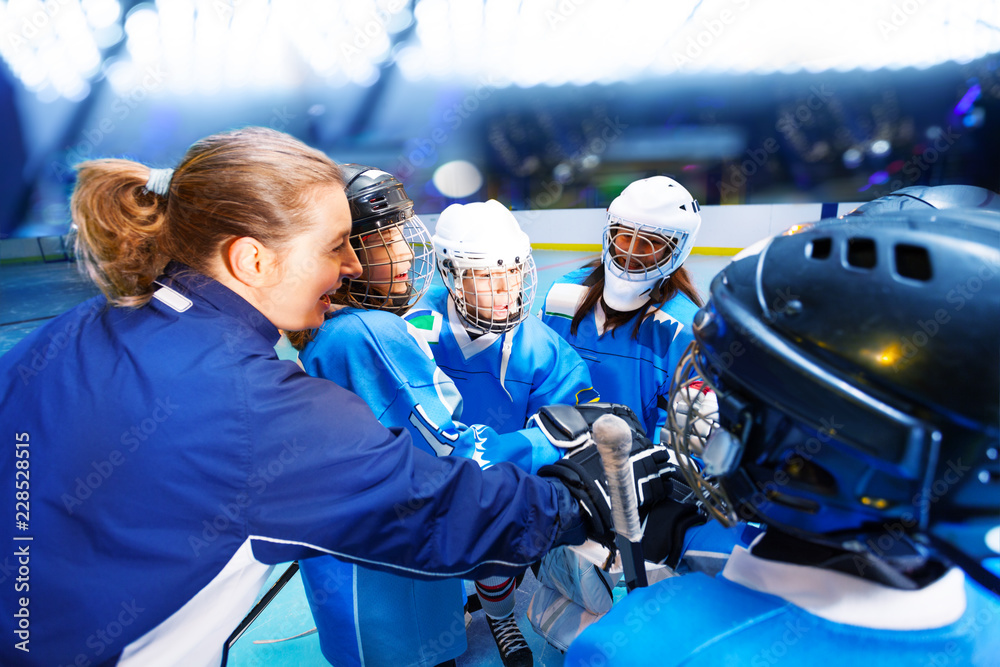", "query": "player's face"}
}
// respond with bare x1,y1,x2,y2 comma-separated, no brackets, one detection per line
461,266,522,324
269,186,362,331
610,226,672,273
358,227,414,296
